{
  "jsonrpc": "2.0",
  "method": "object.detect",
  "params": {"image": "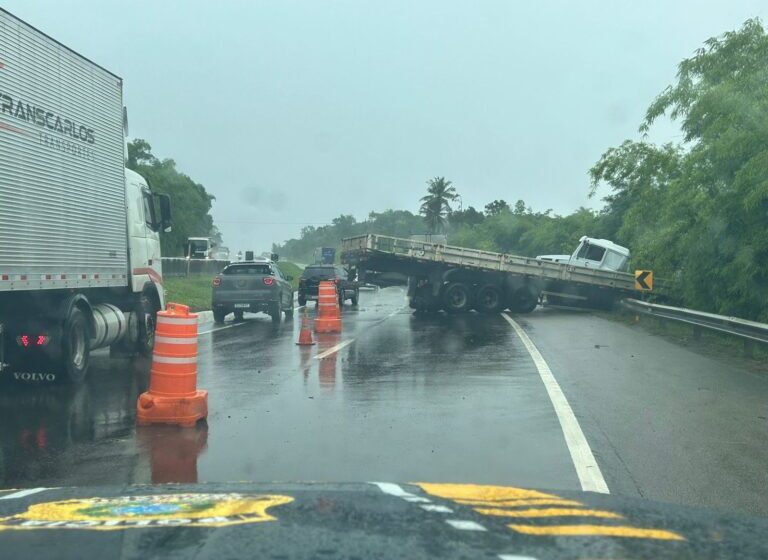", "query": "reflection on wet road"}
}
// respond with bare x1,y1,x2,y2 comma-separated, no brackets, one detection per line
2,287,768,517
